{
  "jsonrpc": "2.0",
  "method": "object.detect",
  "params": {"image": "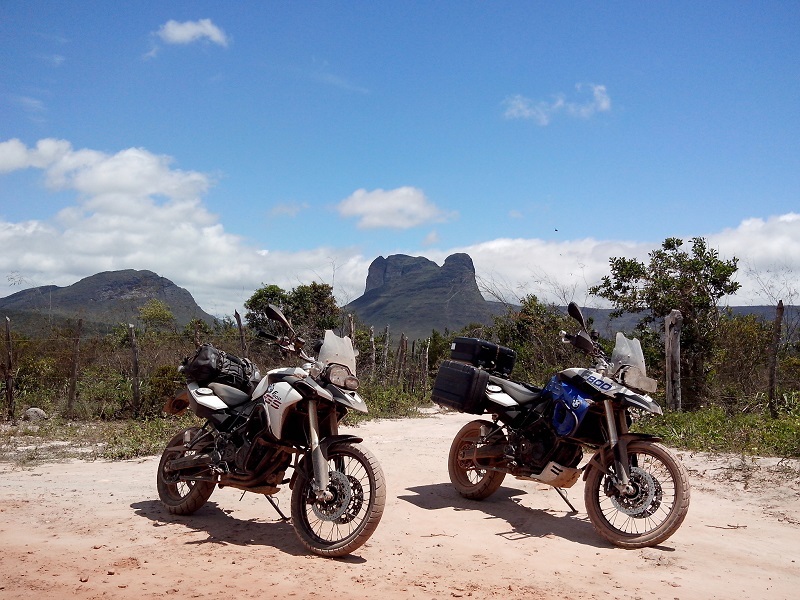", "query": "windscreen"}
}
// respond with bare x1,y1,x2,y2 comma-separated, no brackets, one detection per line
609,332,647,376
317,330,357,375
